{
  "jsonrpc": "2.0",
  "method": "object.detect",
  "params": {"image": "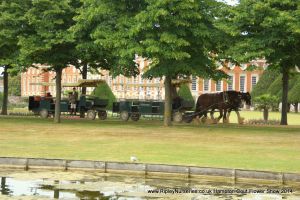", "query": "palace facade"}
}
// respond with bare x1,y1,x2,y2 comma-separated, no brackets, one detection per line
21,59,266,100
